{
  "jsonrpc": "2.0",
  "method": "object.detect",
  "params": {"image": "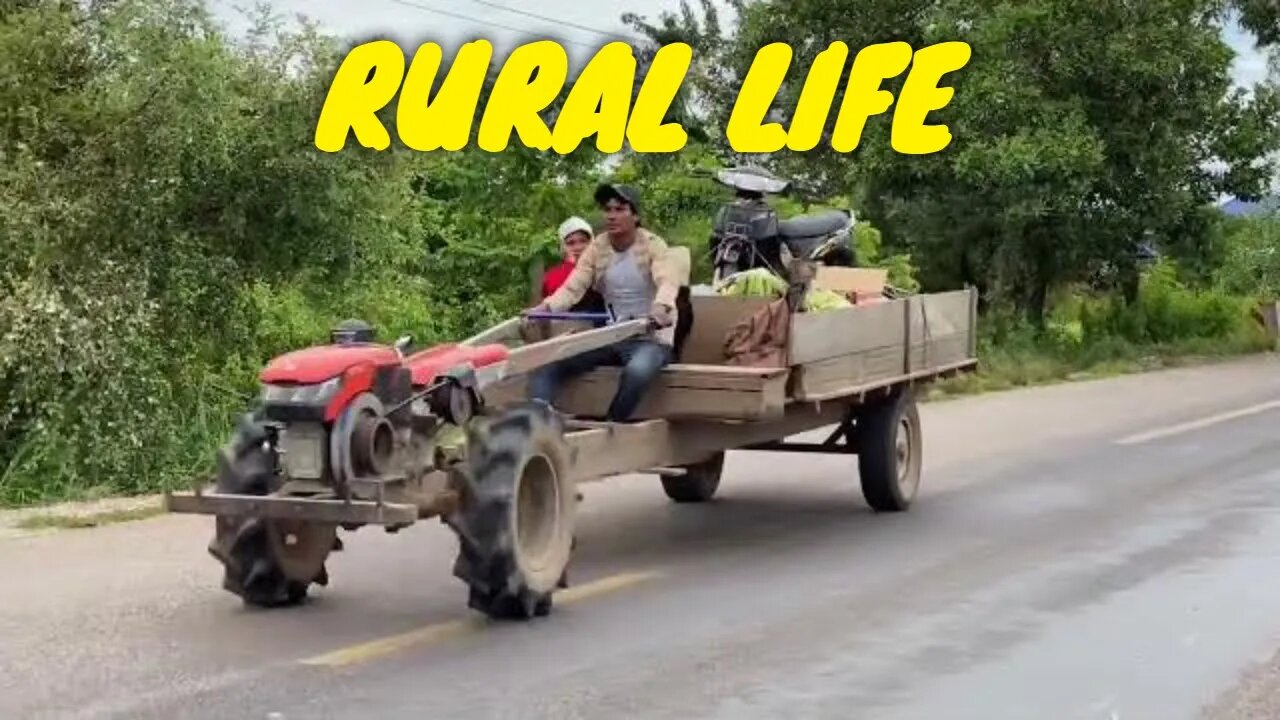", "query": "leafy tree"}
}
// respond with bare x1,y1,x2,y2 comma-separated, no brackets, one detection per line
623,0,1280,324
1236,0,1280,46
1216,215,1280,298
